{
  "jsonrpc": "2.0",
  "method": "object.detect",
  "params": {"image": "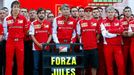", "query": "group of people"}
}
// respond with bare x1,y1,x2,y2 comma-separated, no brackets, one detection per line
0,1,134,75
